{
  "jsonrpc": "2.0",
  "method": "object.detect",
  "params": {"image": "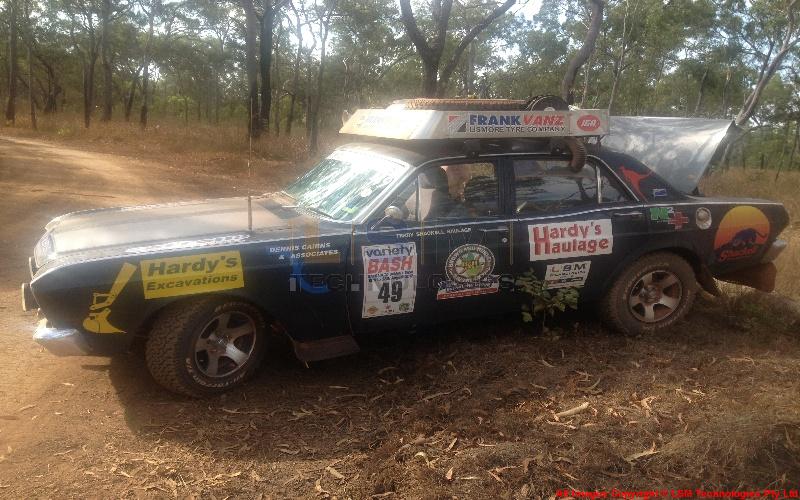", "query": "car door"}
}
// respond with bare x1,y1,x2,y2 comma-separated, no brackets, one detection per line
412,160,516,322
509,155,646,300
348,159,516,334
